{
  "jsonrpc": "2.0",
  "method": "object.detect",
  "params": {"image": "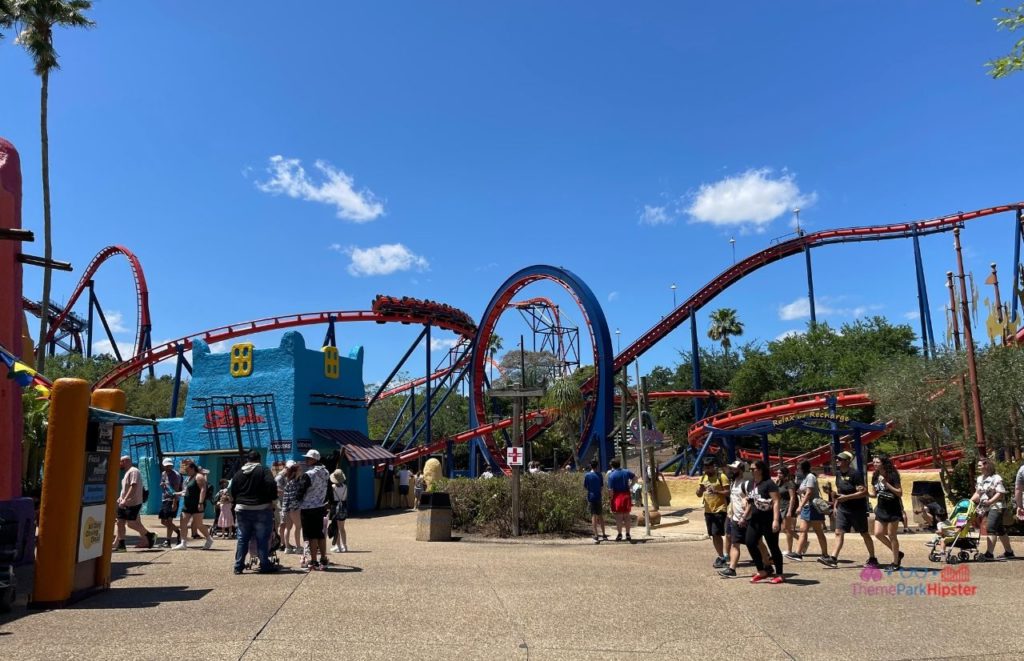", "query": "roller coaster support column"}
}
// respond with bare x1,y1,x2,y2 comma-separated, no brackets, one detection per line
86,280,94,358
425,324,432,455
91,288,123,362
953,228,986,455
367,327,427,408
1012,209,1022,324
802,230,817,325
170,344,191,418
760,434,770,465
322,315,336,348
689,313,703,421
828,395,840,474
912,224,936,357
